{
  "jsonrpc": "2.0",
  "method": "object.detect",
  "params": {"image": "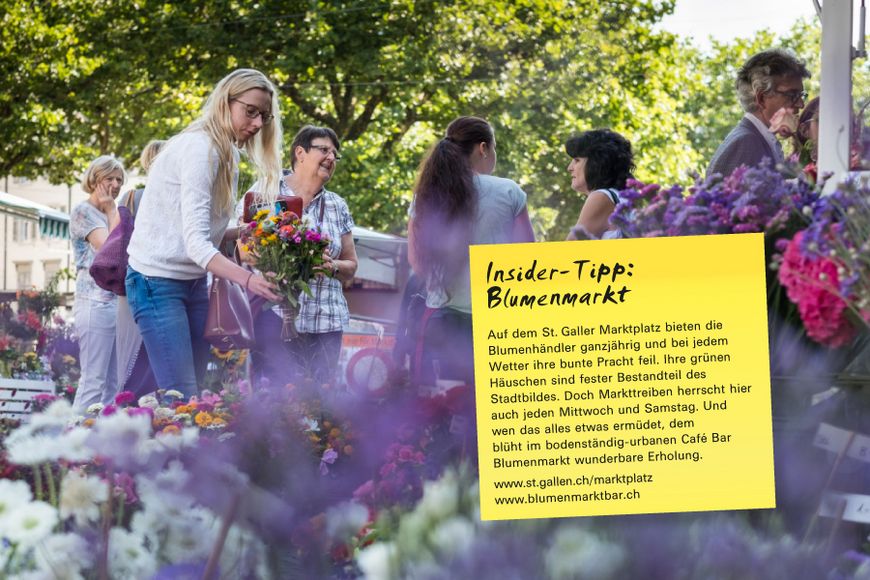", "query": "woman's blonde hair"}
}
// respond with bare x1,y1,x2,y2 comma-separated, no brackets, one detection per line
185,68,282,214
81,156,126,194
139,139,167,173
